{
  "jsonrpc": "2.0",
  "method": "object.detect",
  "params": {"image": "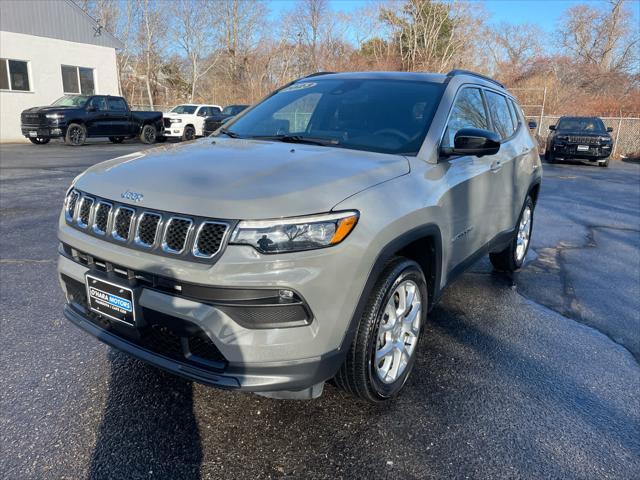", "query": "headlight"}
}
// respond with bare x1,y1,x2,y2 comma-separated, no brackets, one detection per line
557,135,569,141
599,136,611,142
169,118,182,123
46,113,64,120
230,211,359,253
